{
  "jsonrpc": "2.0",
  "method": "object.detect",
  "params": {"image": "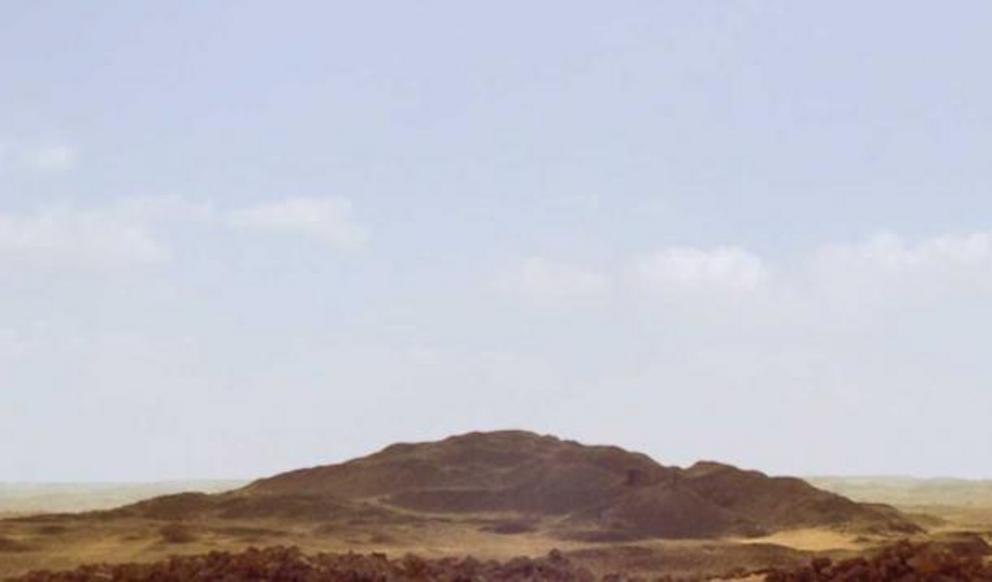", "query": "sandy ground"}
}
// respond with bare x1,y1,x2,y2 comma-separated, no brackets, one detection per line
2,478,991,579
